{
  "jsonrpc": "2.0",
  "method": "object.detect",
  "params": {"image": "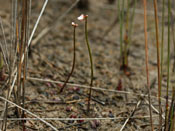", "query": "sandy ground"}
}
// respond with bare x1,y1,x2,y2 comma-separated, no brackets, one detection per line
0,0,175,130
